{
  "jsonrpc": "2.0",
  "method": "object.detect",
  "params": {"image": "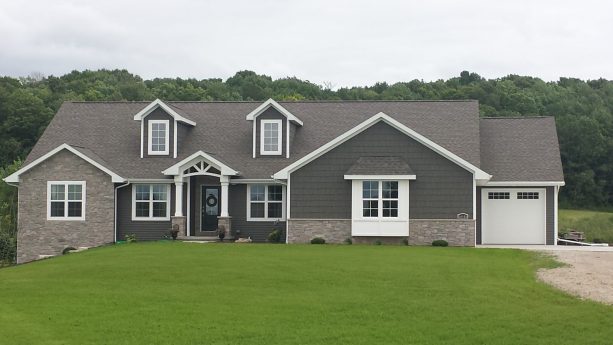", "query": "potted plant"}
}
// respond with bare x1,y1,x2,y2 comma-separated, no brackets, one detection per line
170,224,180,240
218,225,226,242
